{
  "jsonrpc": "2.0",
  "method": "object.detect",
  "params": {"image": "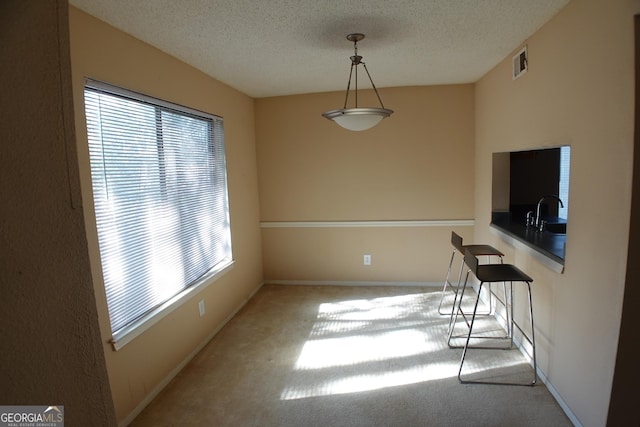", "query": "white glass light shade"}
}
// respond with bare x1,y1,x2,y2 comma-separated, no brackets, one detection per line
322,107,394,131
